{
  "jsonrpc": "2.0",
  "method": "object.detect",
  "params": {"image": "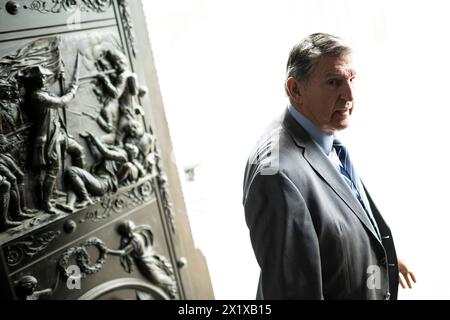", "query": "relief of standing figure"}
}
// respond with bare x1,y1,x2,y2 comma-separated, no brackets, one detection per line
0,174,20,231
92,50,134,140
22,65,84,214
86,49,147,146
0,153,37,219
